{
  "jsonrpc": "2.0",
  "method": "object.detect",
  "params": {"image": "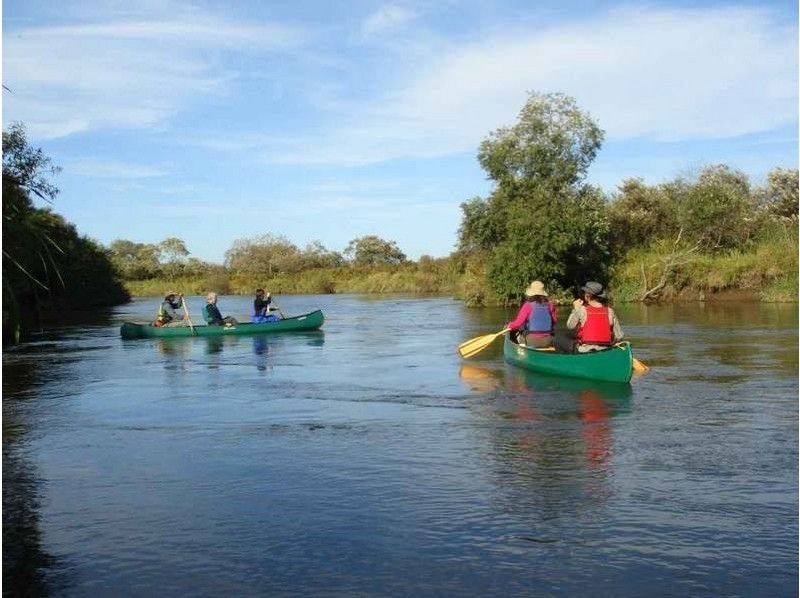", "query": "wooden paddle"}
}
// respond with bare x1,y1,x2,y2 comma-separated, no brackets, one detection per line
632,358,649,373
180,294,197,336
457,328,510,359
